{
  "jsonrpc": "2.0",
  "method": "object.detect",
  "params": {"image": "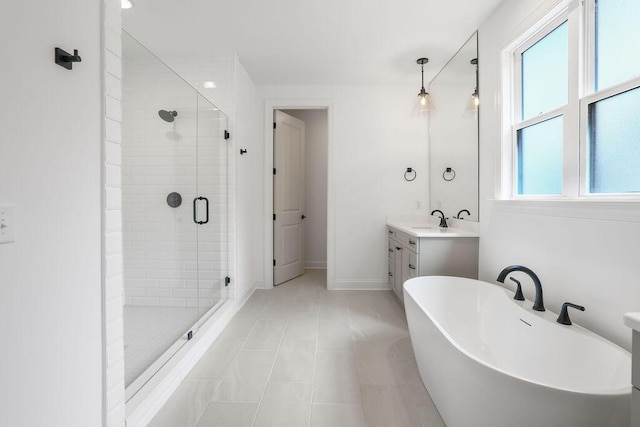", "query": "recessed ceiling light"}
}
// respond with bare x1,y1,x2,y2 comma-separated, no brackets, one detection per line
121,0,134,9
203,81,216,89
